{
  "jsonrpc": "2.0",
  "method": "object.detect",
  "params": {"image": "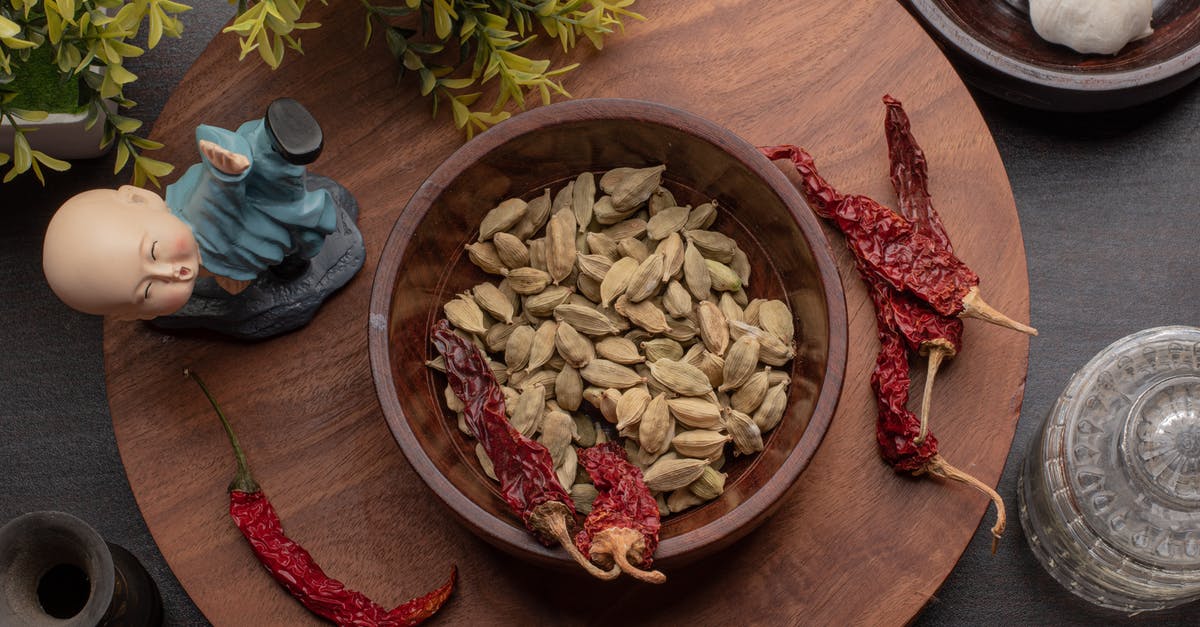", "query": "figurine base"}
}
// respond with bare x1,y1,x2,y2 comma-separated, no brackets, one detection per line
149,175,365,340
